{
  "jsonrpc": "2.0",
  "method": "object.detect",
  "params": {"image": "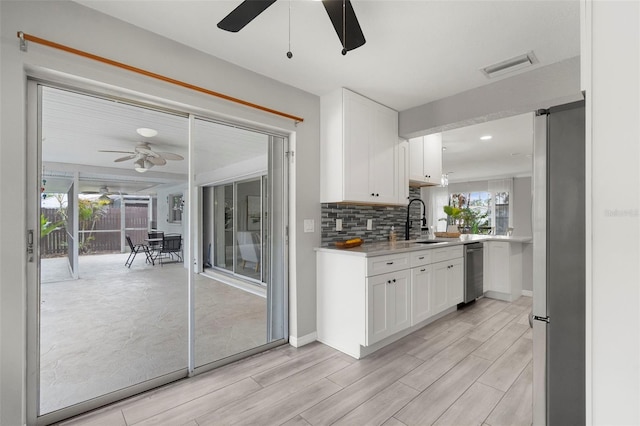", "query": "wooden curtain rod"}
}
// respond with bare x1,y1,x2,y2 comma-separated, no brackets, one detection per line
17,31,304,124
